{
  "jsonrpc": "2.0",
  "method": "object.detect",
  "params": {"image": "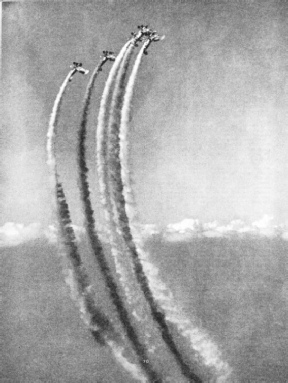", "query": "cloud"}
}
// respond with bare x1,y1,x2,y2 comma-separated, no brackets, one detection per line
166,218,202,234
0,215,285,248
145,215,287,242
0,222,43,247
0,222,86,247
